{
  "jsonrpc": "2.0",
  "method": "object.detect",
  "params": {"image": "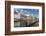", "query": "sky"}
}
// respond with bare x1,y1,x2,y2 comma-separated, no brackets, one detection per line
14,8,39,17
